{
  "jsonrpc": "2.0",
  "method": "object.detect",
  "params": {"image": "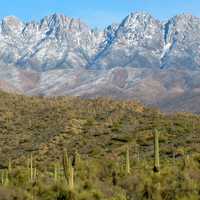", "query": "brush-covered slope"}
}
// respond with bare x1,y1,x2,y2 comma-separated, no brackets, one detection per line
0,90,199,165
0,91,200,199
